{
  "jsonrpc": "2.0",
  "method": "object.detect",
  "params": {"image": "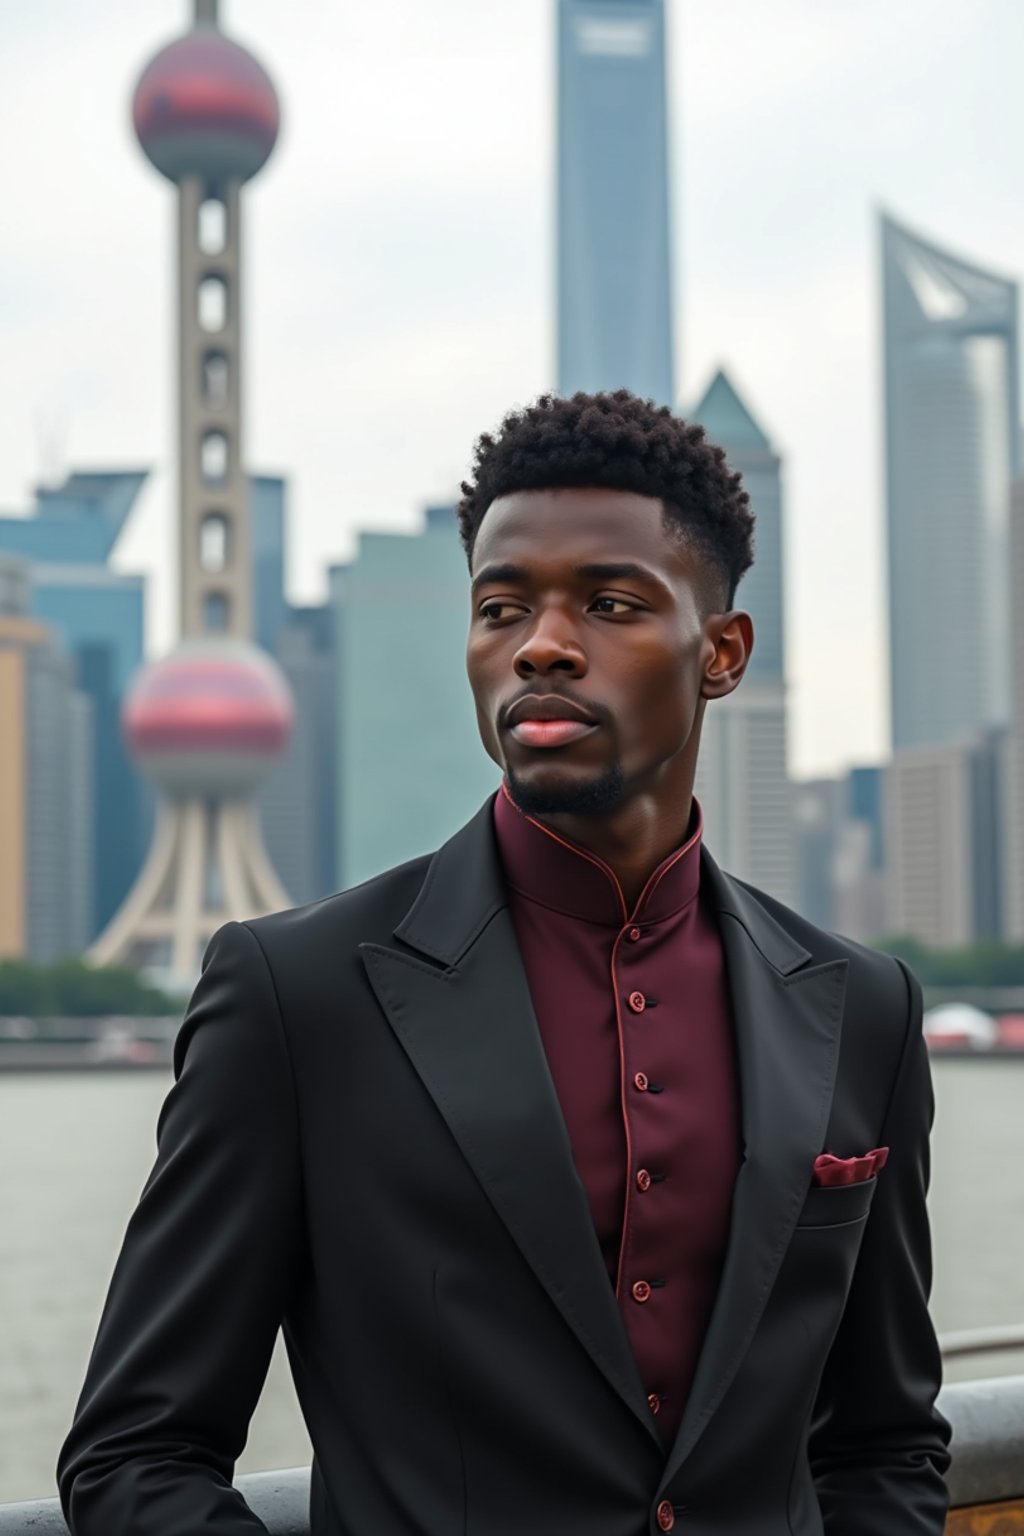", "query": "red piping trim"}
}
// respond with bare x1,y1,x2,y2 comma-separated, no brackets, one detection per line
610,926,633,1301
